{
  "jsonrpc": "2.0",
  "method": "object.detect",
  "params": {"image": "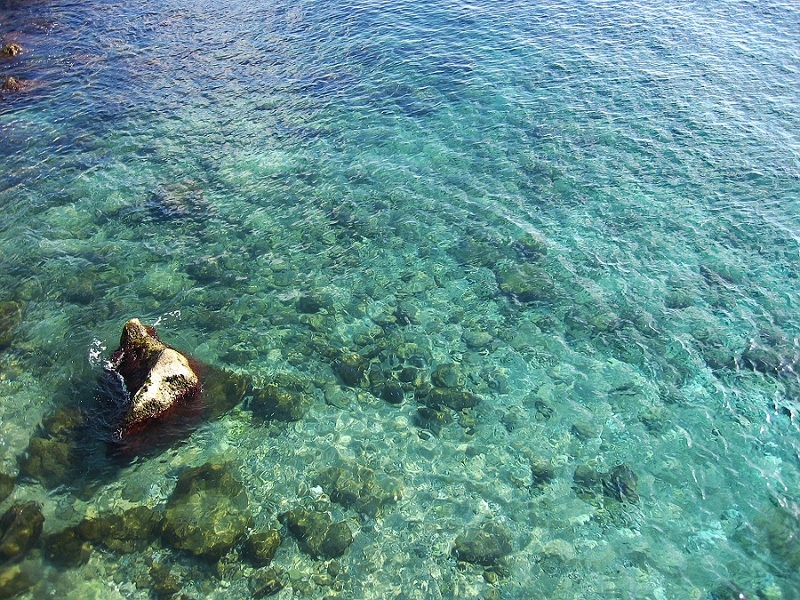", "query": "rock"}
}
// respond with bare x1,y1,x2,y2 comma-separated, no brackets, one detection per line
462,329,493,350
0,44,21,58
757,495,800,572
601,465,639,503
452,521,513,566
43,526,92,568
316,465,402,517
0,502,44,563
0,563,35,598
511,232,547,260
107,318,200,438
149,562,182,599
495,262,554,303
573,464,602,495
161,462,252,559
202,365,250,420
413,406,452,435
431,363,465,389
249,567,286,598
425,388,480,411
1,77,25,93
317,521,353,559
0,474,14,504
77,505,162,553
333,352,367,387
379,383,404,405
571,420,600,441
244,530,282,566
530,457,555,488
251,379,310,422
280,508,353,559
18,437,74,489
0,301,21,350
297,294,323,314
